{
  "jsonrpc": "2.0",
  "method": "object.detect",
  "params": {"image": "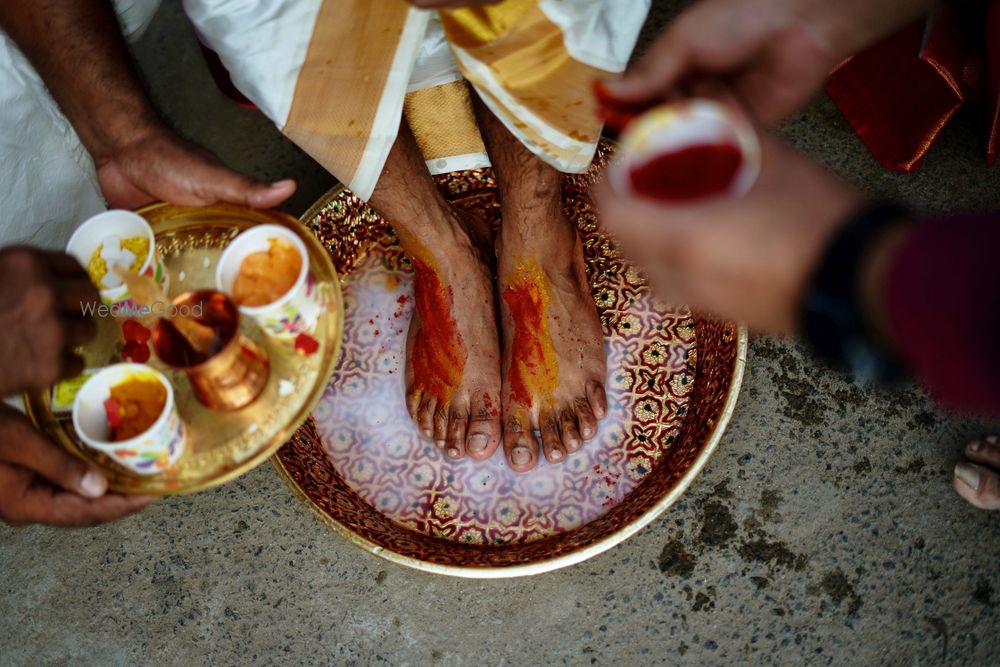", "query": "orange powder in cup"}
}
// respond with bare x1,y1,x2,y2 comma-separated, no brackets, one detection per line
501,261,559,408
232,237,302,307
410,259,467,403
104,377,167,442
